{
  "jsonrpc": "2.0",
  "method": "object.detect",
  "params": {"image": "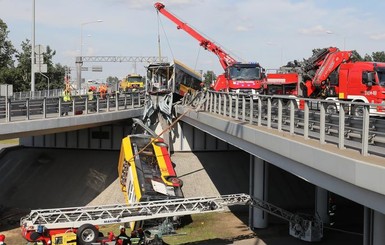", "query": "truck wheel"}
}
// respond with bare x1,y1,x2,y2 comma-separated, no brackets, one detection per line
353,105,364,117
326,104,337,114
76,224,98,245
